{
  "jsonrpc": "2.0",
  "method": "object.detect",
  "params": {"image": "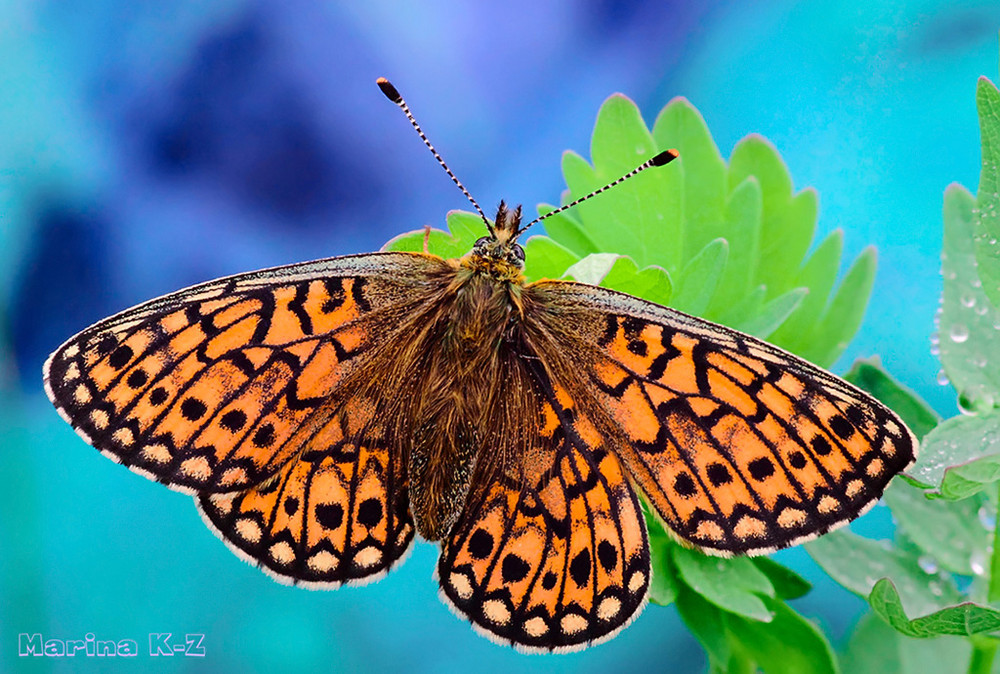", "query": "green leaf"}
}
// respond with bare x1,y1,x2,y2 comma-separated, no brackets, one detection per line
648,528,679,607
911,411,1000,495
522,235,580,282
671,545,775,622
768,229,843,353
382,209,486,259
669,238,728,315
881,481,990,576
843,357,941,440
803,246,877,368
738,287,808,339
728,134,816,294
534,203,599,258
652,96,728,265
869,578,1000,638
565,253,673,305
941,182,1000,411
675,583,733,669
840,613,971,674
806,529,962,617
724,598,839,674
751,557,812,600
705,176,763,320
567,96,683,271
974,77,1000,308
